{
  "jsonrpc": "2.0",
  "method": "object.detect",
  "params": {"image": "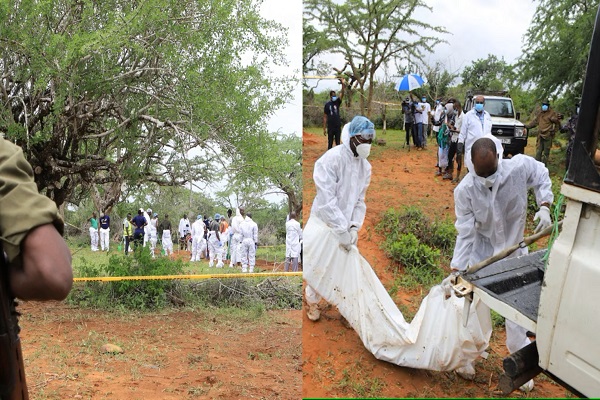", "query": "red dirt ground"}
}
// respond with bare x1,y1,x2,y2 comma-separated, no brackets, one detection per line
17,254,301,400
301,130,570,398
